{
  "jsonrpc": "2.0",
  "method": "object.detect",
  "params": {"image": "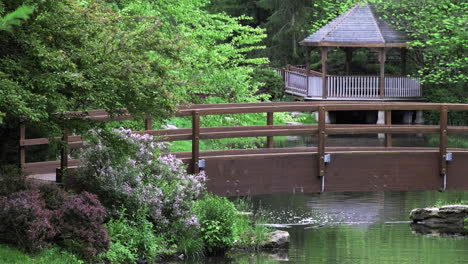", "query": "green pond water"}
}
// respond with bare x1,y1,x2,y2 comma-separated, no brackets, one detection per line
173,191,468,264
